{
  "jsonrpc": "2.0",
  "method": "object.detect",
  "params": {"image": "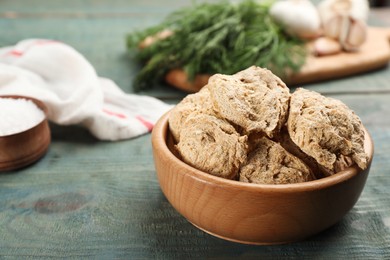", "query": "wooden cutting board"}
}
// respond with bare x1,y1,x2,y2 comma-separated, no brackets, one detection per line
165,27,390,92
